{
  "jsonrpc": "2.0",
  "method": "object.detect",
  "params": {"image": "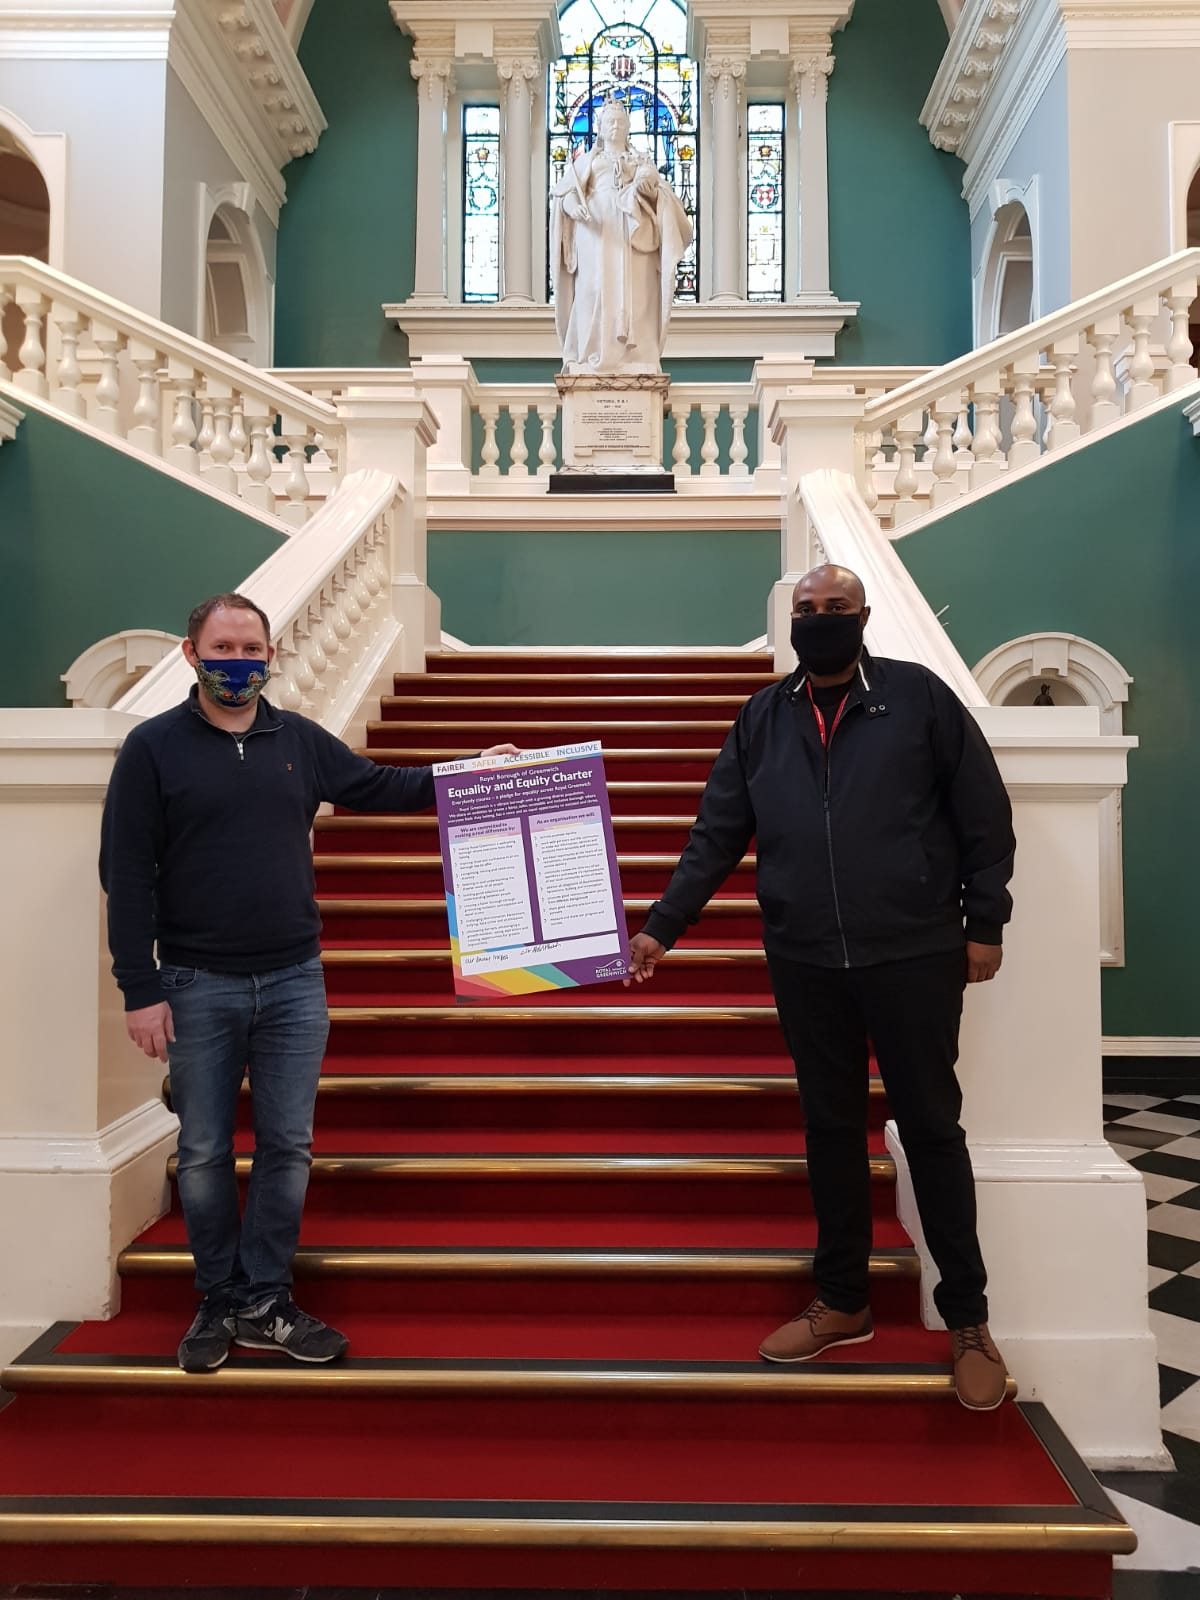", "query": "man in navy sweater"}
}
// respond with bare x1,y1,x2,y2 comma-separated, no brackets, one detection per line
101,593,515,1373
